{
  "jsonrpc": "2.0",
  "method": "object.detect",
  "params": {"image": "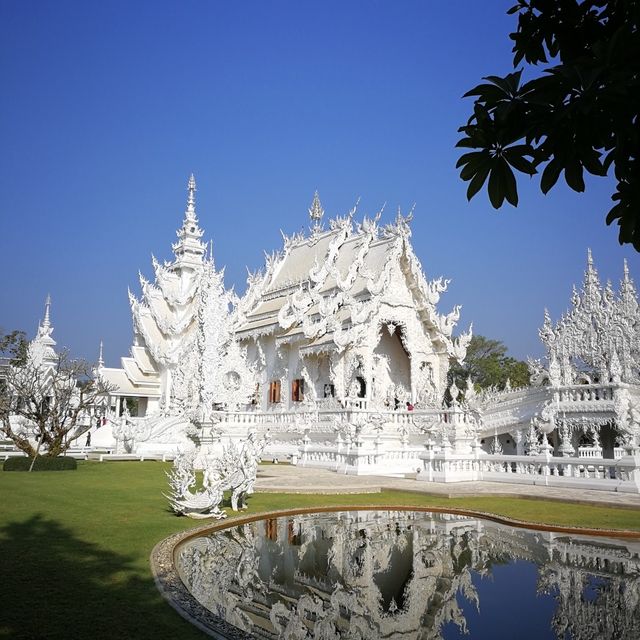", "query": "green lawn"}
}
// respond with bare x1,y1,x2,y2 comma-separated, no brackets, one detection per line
1,461,639,639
